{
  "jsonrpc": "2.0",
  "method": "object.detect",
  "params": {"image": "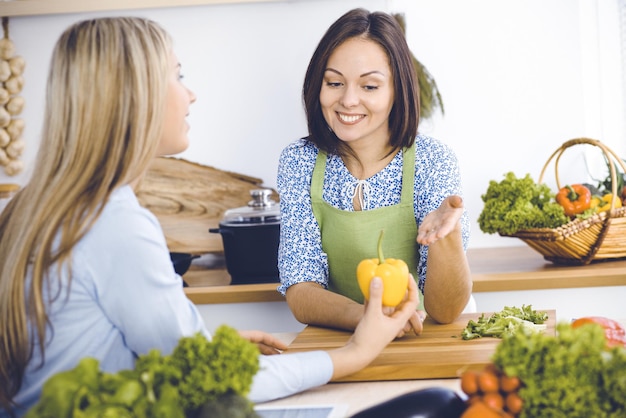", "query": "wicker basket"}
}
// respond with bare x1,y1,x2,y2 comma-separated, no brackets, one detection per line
501,138,626,265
